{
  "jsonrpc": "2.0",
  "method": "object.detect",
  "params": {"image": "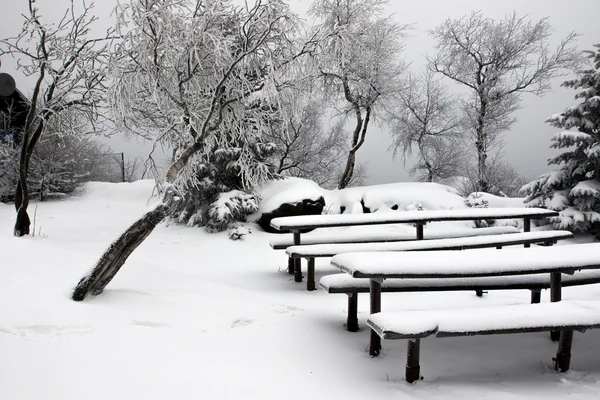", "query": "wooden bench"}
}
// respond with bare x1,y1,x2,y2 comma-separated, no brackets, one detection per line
367,300,600,382
321,268,600,332
330,243,600,381
270,207,558,283
289,230,572,290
